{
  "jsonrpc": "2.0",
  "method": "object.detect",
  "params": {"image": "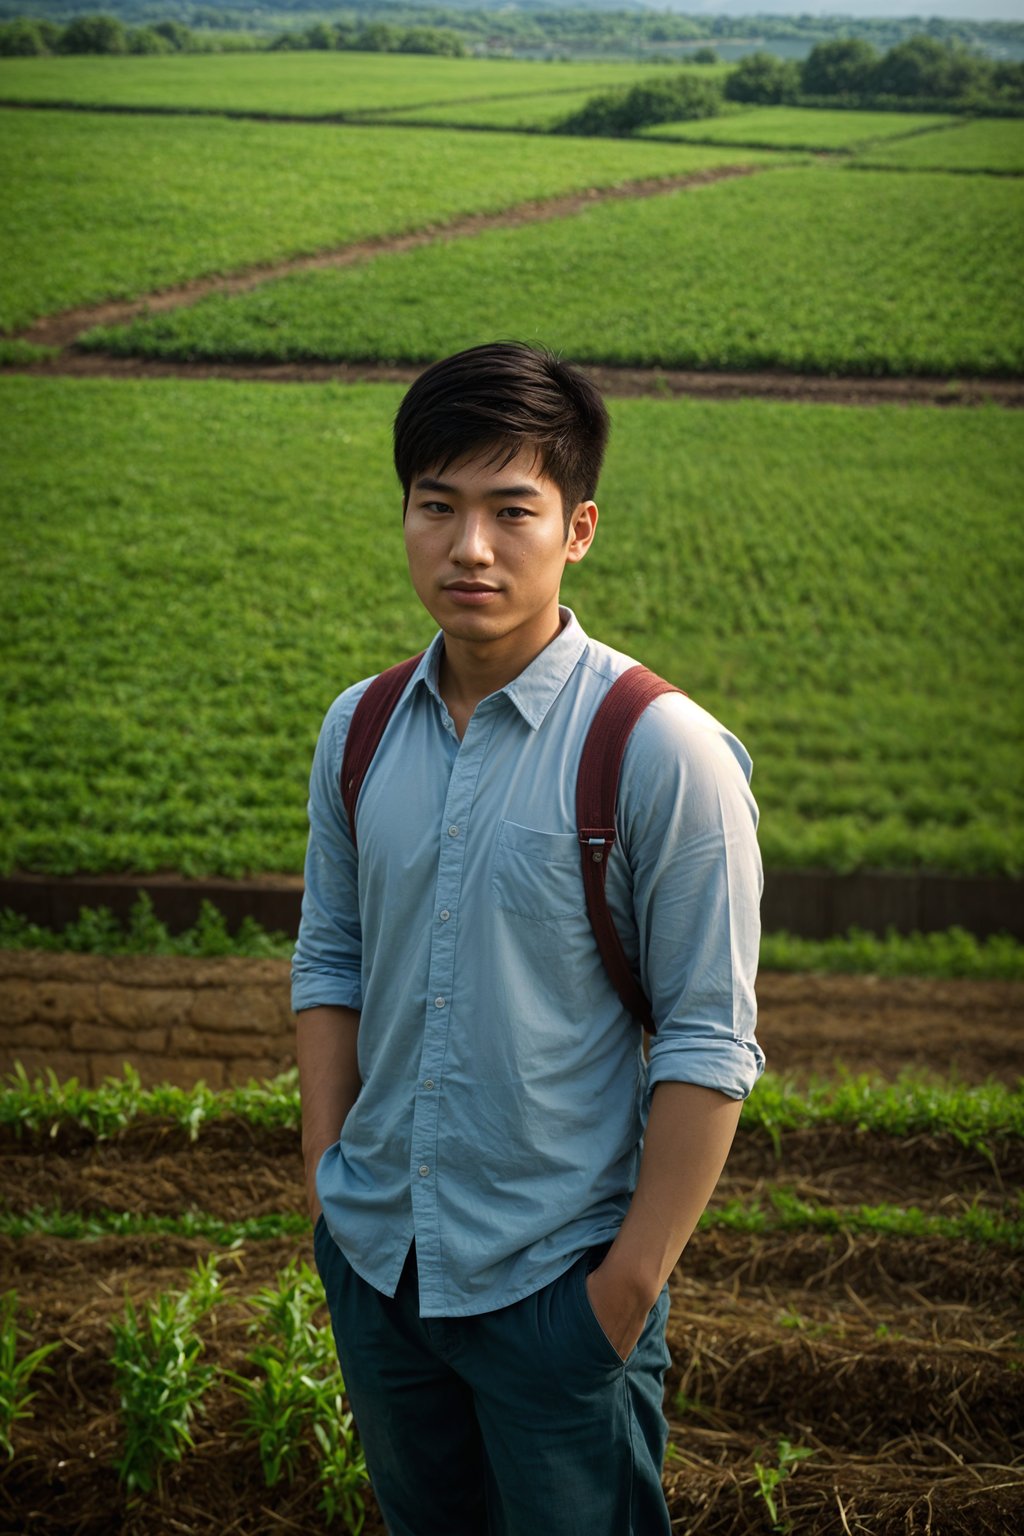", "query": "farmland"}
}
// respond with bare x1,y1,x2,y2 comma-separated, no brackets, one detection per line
640,106,959,150
1,988,1021,1534
83,168,1024,378
0,109,785,333
1,48,1022,1533
2,377,1020,879
0,50,677,116
854,116,1024,174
